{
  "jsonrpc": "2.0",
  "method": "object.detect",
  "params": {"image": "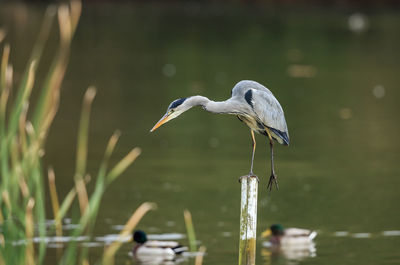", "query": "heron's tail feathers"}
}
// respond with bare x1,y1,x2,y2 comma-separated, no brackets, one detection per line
267,127,290,146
